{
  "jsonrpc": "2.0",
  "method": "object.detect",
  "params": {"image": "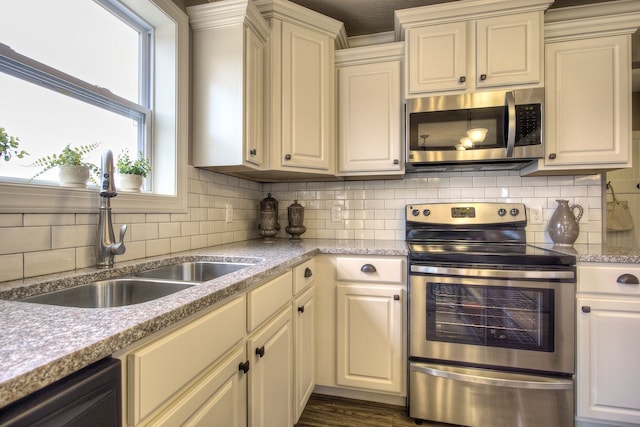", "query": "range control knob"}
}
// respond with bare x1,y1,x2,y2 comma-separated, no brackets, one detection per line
497,208,507,217
510,208,520,216
423,209,431,217
412,209,420,217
